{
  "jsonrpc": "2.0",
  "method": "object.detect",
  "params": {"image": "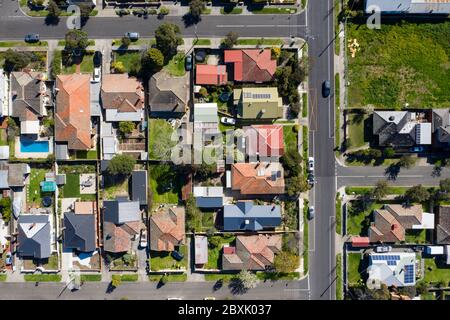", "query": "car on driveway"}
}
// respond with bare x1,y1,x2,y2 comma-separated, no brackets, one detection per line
220,117,236,125
375,246,392,253
24,34,39,43
139,229,148,248
308,157,315,173
93,51,102,67
5,252,12,265
322,80,331,98
410,146,424,153
308,206,315,220
124,32,139,41
92,67,101,83
185,55,192,71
